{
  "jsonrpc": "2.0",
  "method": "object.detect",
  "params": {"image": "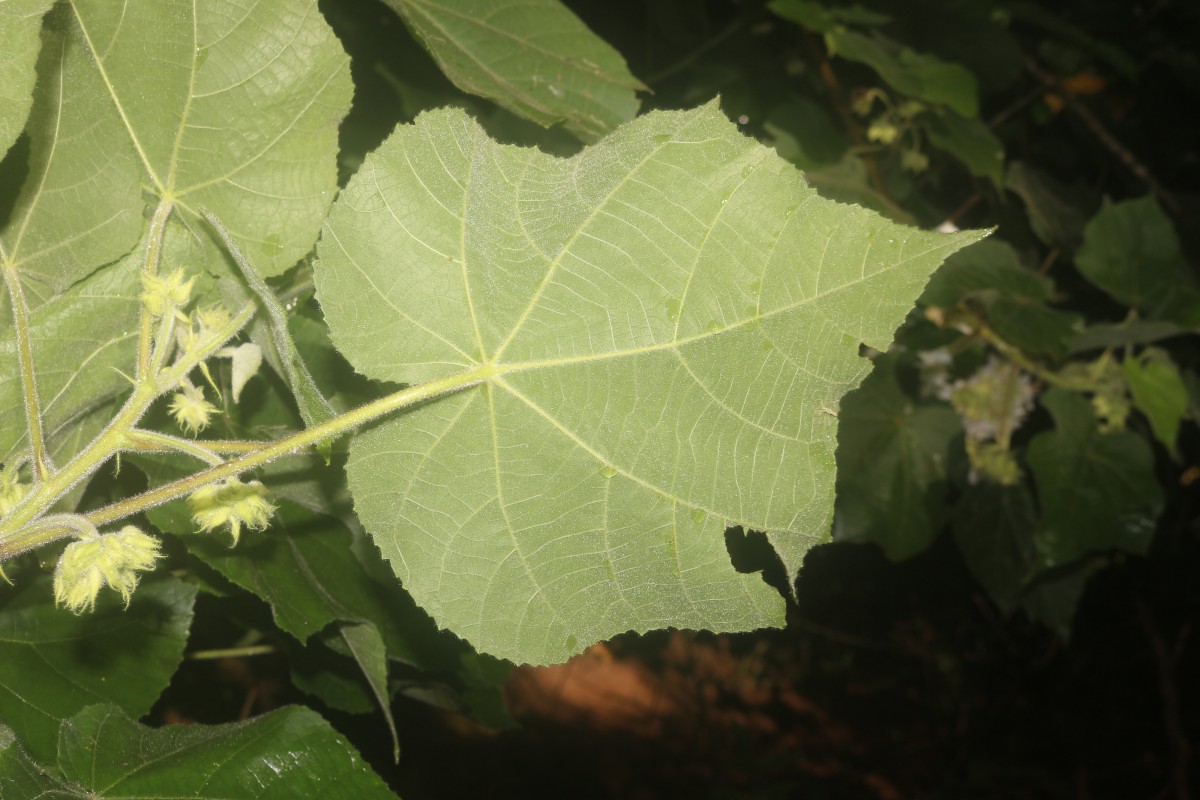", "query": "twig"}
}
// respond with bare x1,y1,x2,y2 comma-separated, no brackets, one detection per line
1024,57,1184,219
